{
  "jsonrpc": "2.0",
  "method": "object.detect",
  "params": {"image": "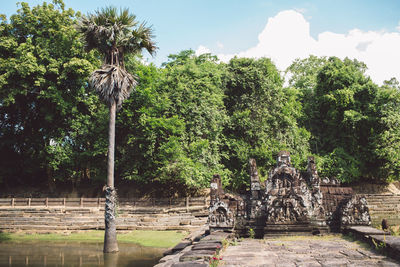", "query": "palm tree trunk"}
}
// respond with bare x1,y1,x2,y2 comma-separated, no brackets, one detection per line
104,101,119,253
